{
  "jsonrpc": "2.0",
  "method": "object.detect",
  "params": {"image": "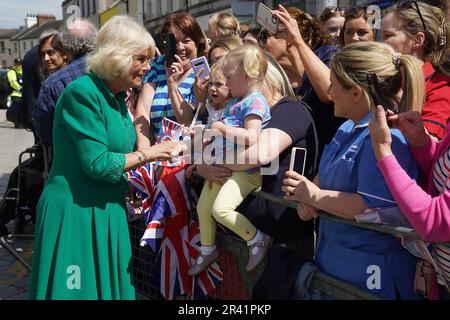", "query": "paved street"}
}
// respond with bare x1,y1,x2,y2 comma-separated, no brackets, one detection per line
0,109,35,300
